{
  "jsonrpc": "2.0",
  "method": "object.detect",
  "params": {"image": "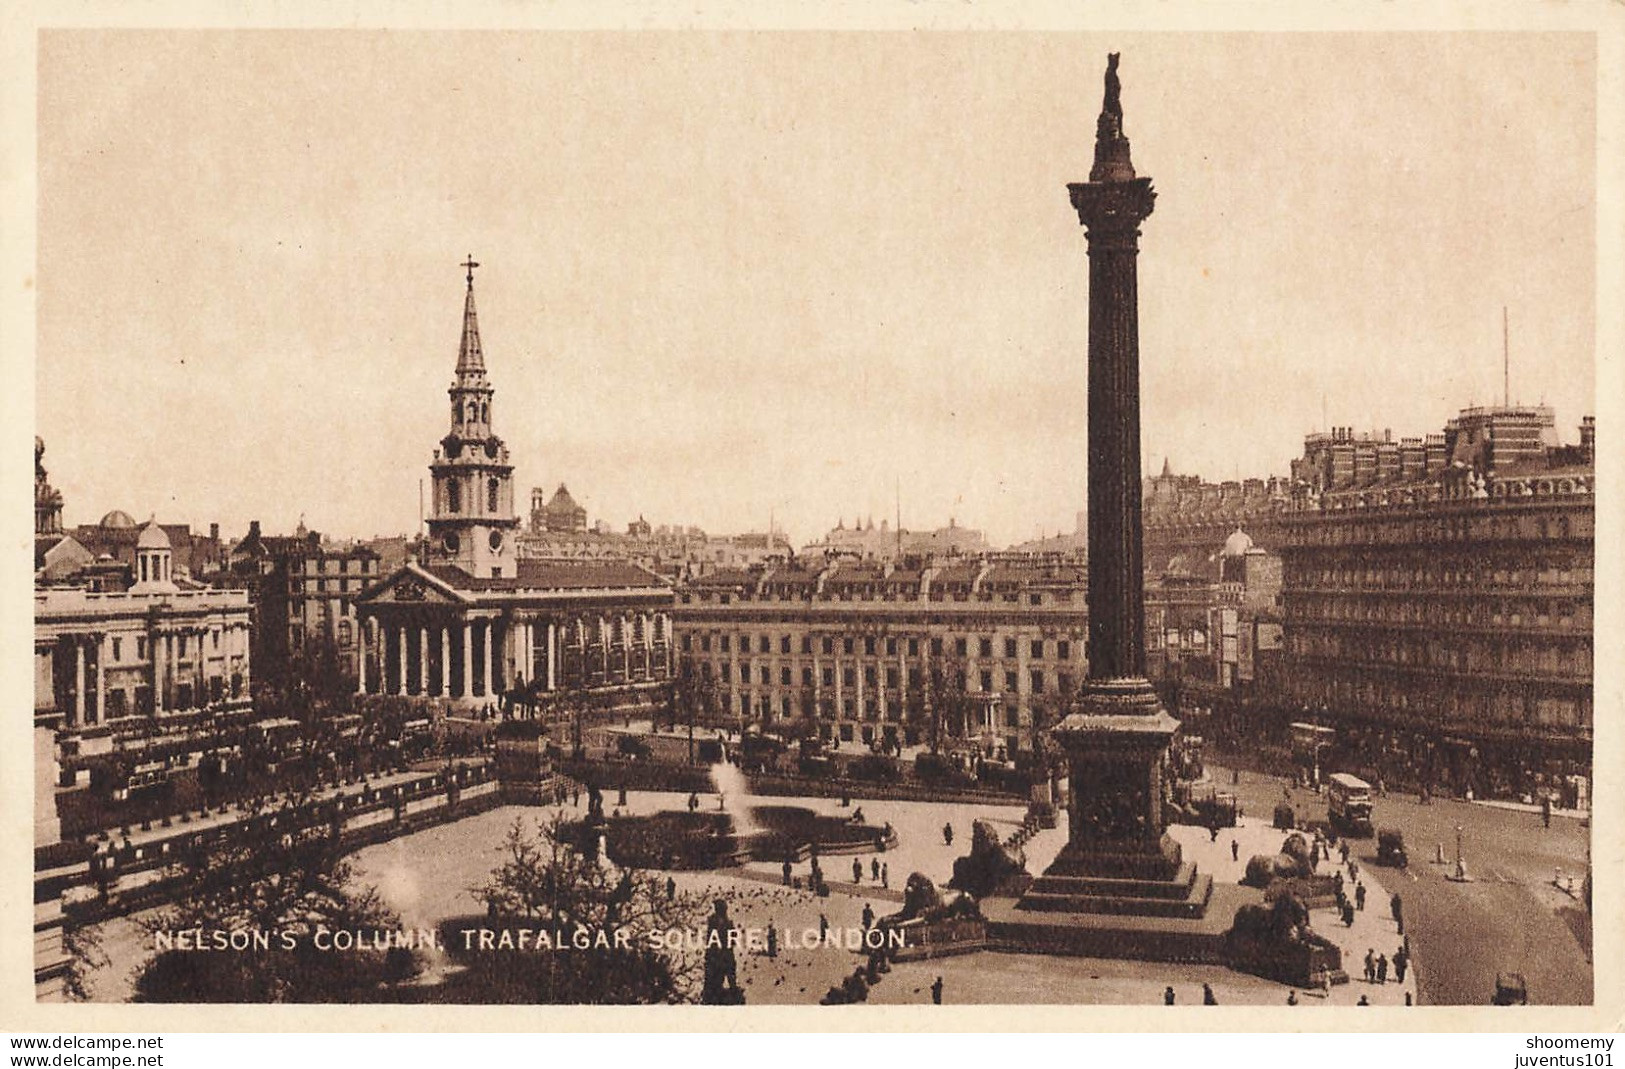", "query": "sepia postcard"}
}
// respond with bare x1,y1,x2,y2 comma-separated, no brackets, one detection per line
2,0,1621,1035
